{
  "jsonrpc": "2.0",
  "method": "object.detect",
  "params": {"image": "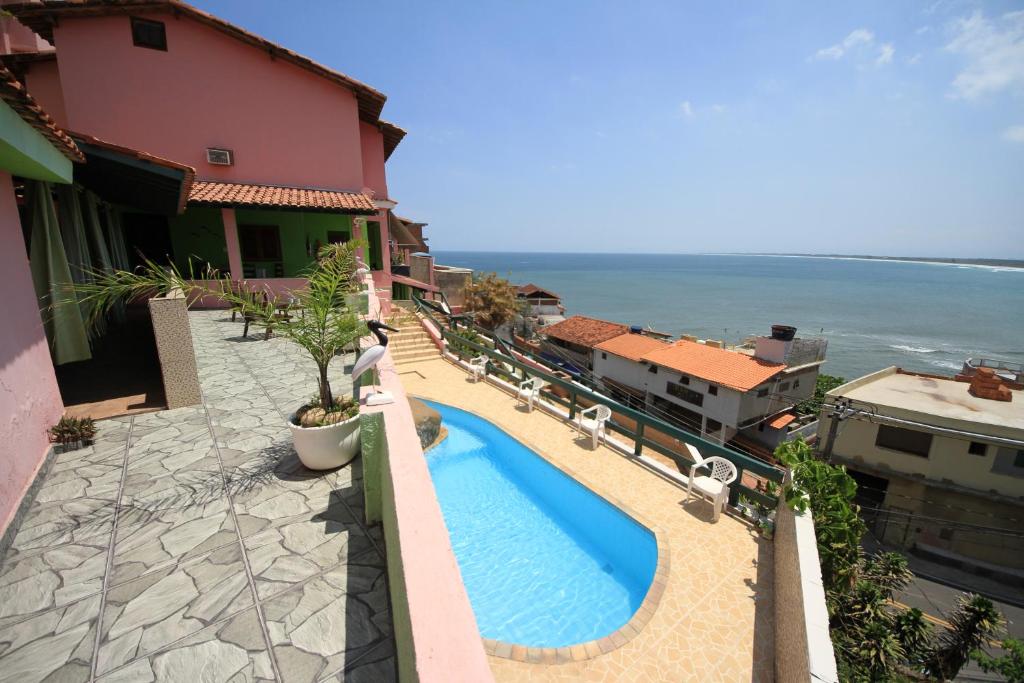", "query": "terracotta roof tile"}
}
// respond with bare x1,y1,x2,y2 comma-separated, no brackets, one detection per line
542,315,628,348
0,64,83,162
189,180,377,214
596,333,669,361
768,412,797,429
517,283,560,299
642,340,784,392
